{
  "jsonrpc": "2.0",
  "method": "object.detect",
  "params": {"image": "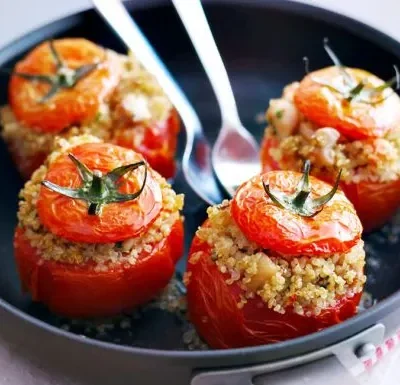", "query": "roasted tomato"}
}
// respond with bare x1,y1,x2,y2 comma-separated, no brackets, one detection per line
14,140,184,317
186,166,364,348
9,38,121,133
294,66,400,140
3,38,181,181
113,108,180,179
186,236,362,349
8,148,48,181
37,142,163,243
14,221,183,318
260,41,400,233
231,169,361,256
261,135,400,233
260,134,280,173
